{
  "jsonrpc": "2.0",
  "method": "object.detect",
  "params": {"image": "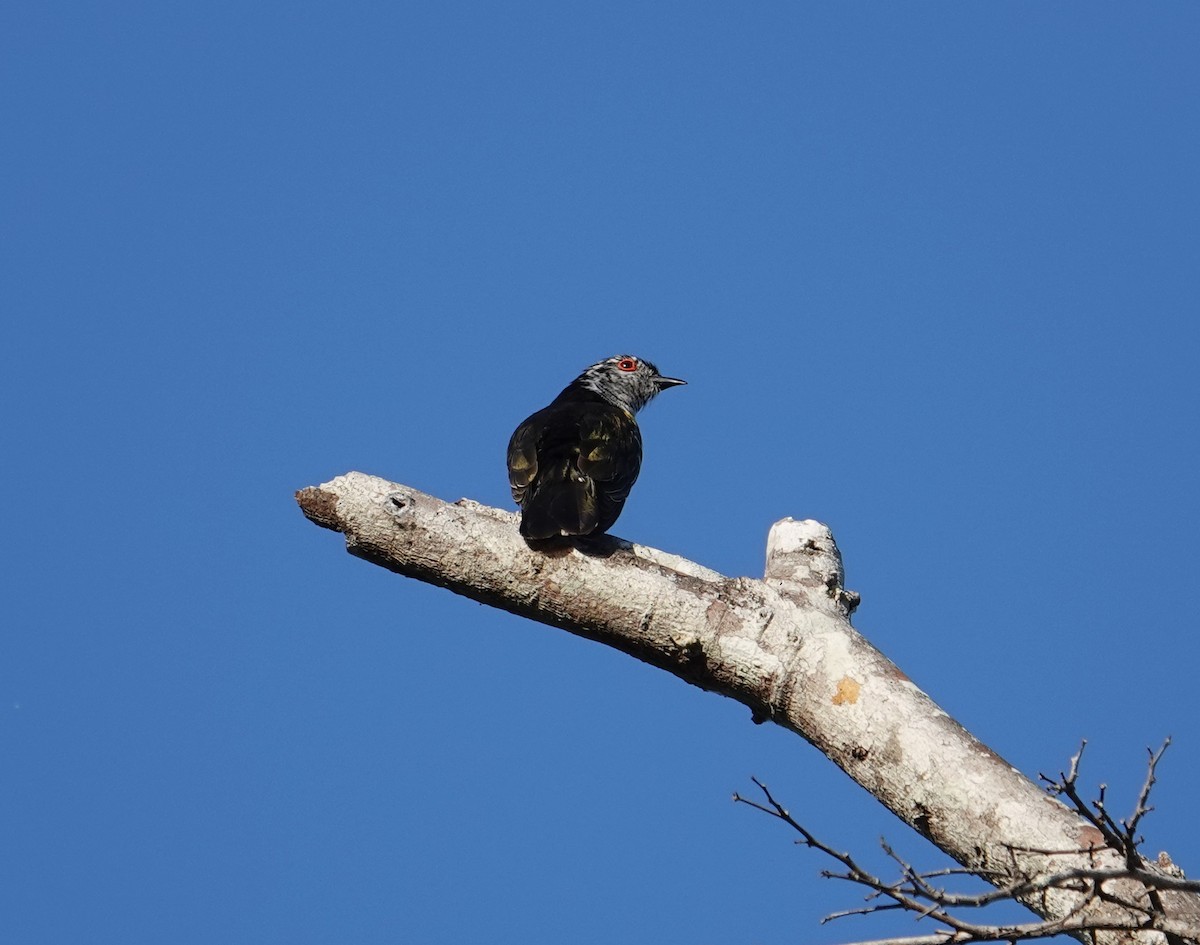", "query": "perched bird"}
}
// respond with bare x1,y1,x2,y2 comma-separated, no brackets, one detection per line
507,355,686,540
